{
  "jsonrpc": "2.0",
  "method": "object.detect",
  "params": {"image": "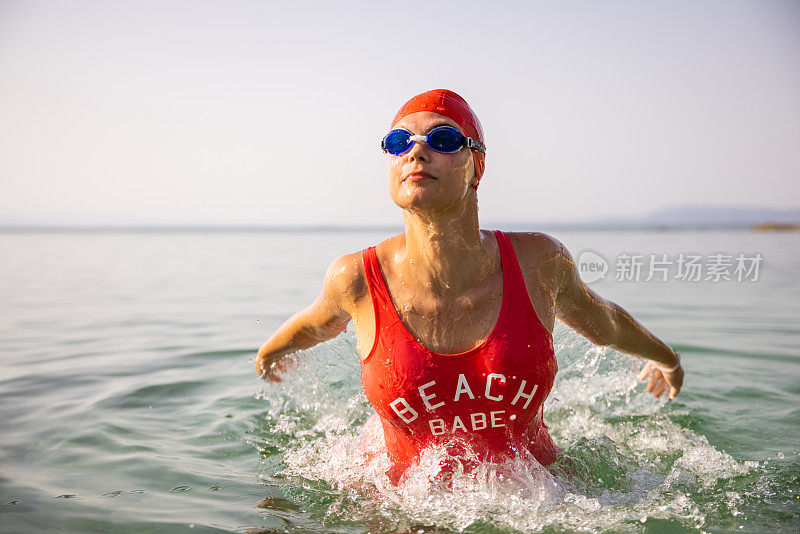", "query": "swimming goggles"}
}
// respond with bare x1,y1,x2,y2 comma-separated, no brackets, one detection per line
381,126,486,156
